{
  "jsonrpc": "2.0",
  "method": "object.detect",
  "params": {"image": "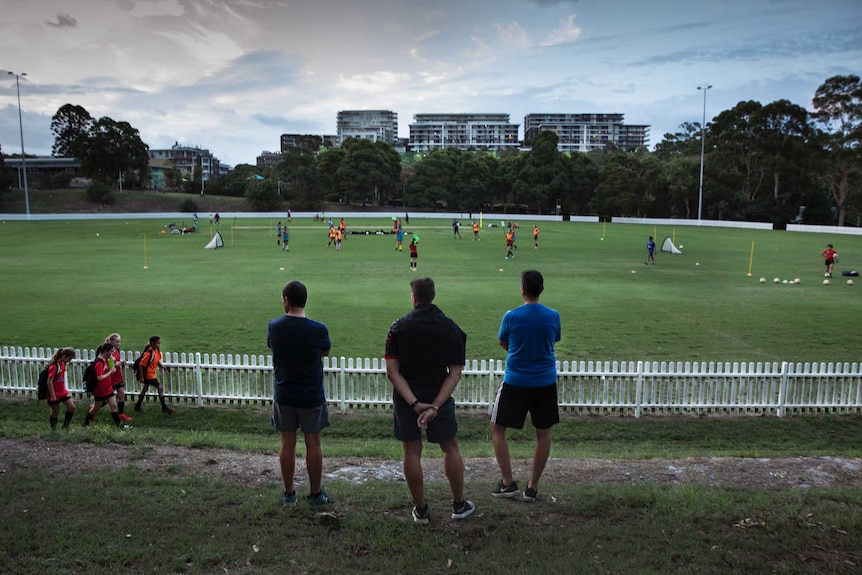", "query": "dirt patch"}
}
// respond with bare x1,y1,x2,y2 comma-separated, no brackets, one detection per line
2,438,860,490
